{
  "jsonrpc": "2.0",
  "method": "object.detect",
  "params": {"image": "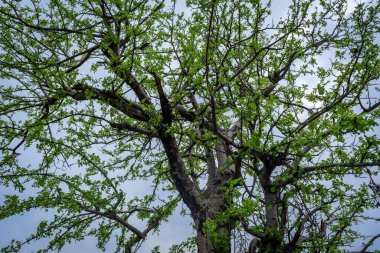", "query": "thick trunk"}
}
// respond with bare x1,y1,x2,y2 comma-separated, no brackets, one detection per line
264,191,278,229
259,190,281,253
193,186,232,253
195,221,231,253
196,228,214,253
